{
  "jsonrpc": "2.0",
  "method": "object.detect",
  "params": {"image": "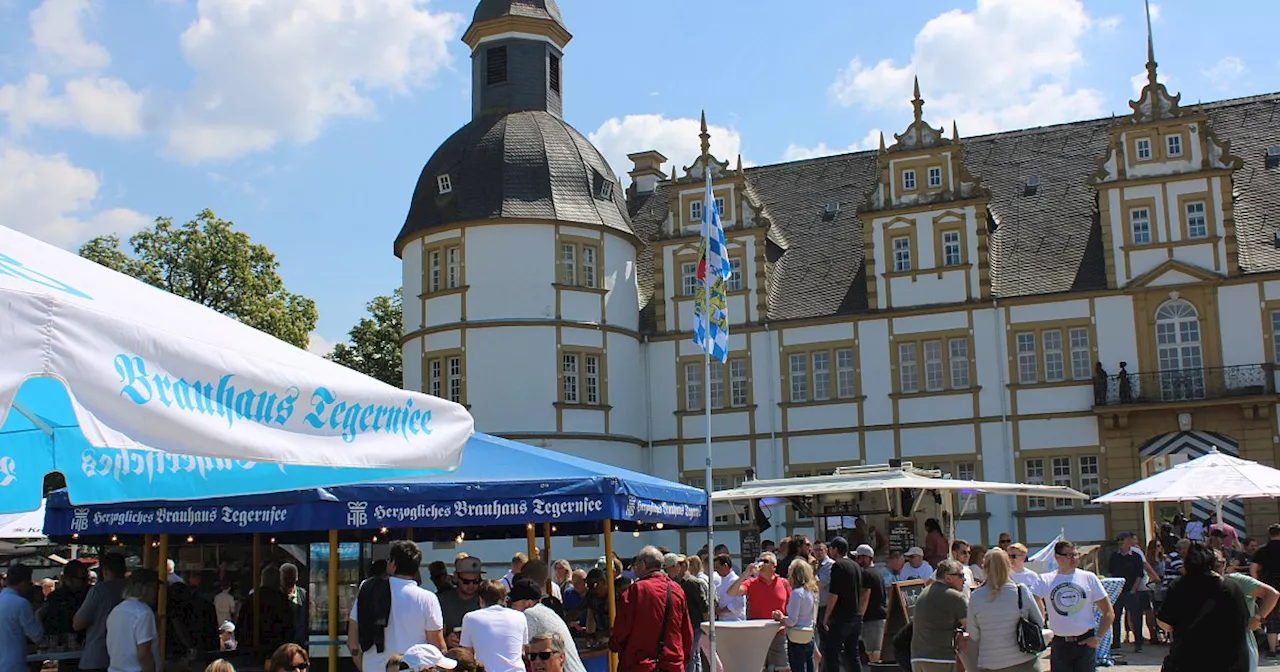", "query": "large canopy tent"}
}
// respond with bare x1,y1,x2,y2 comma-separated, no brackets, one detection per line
0,224,474,516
